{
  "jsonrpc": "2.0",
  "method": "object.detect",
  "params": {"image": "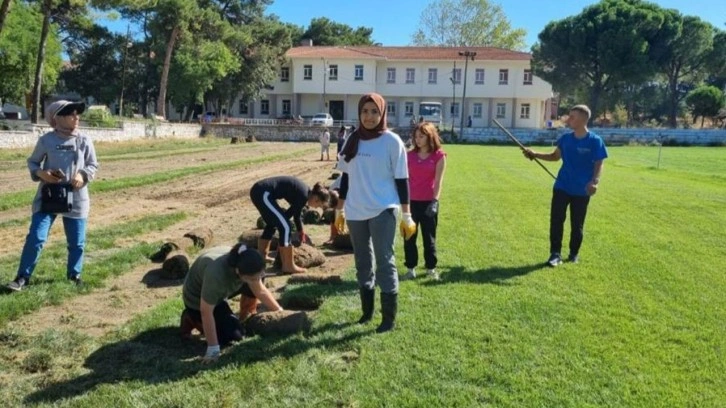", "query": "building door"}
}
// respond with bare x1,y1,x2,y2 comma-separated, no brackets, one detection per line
329,100,344,121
